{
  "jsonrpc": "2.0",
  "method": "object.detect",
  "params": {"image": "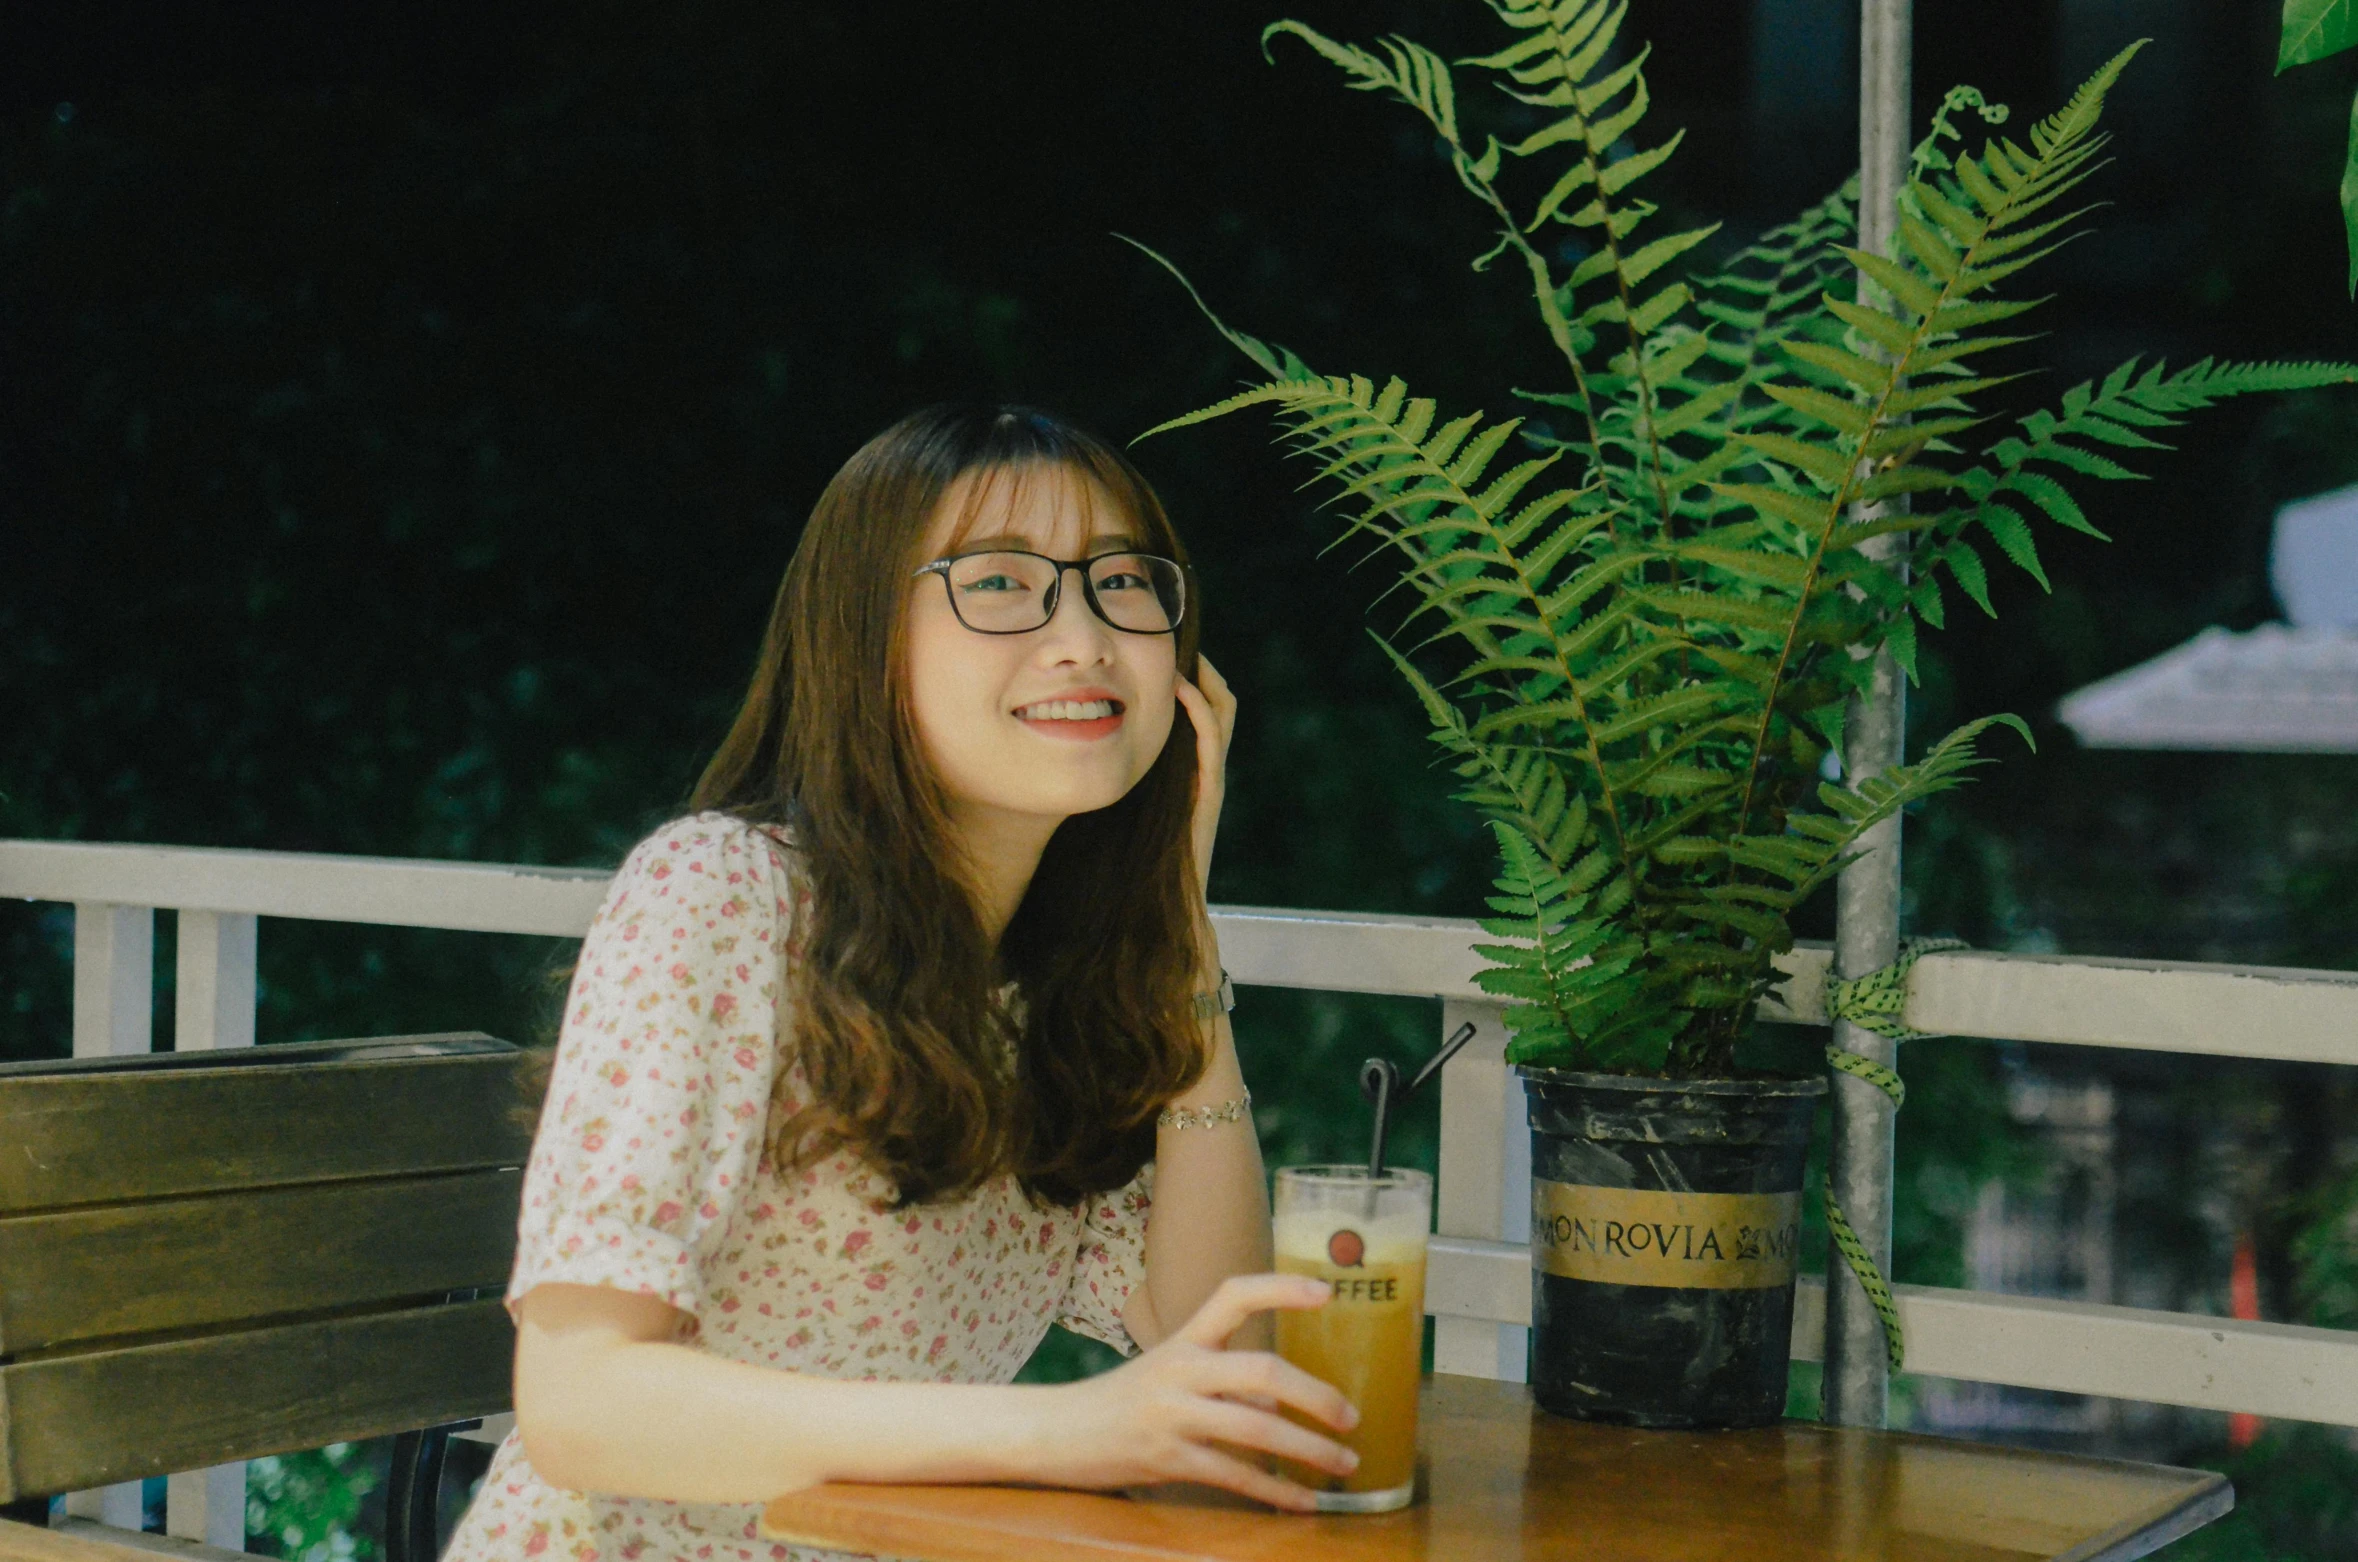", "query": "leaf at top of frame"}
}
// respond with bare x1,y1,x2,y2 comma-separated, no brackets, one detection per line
2280,0,2358,73
2343,87,2358,295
